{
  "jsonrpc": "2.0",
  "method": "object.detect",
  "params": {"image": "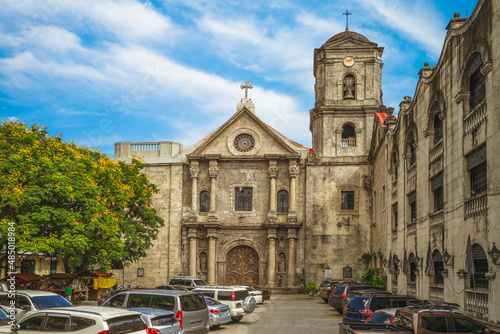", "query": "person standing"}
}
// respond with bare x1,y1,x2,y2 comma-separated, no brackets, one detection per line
65,284,72,302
